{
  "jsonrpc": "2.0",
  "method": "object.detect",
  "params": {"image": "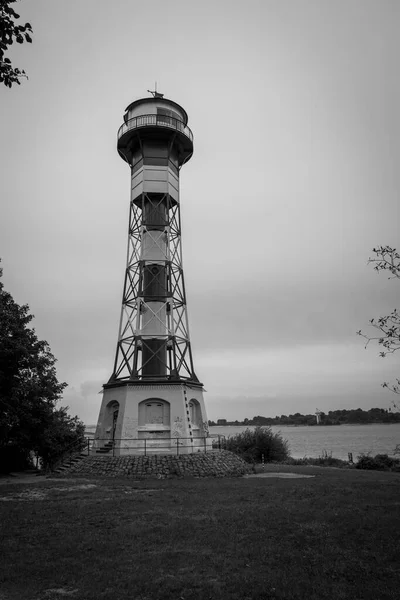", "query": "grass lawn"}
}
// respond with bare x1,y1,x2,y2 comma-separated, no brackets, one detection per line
0,465,399,600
